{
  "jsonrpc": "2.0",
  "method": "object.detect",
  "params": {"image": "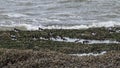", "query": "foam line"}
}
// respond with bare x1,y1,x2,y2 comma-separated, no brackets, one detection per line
0,21,120,30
